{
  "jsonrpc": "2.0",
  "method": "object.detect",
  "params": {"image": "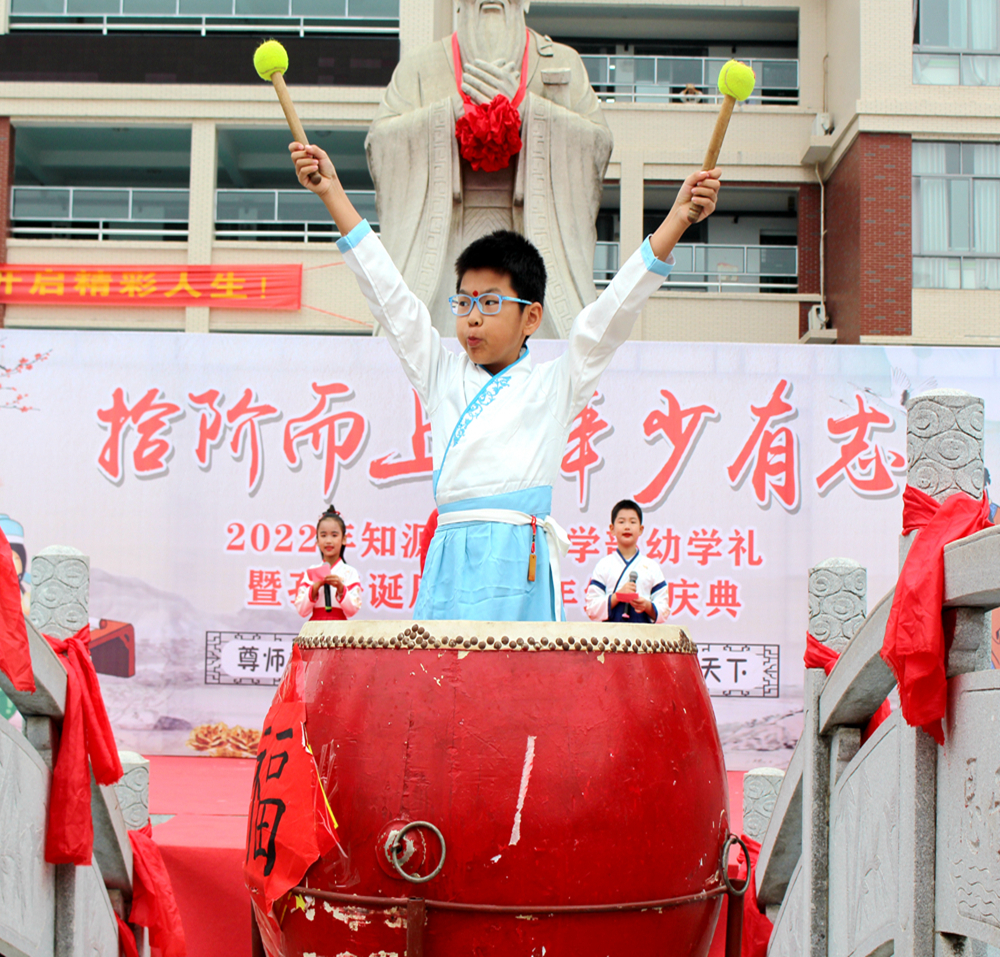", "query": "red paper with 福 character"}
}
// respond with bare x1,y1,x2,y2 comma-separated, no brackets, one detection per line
245,645,340,952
